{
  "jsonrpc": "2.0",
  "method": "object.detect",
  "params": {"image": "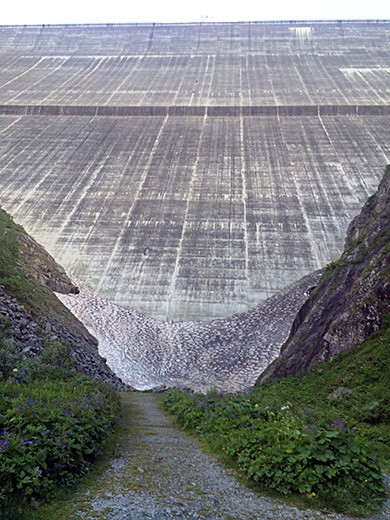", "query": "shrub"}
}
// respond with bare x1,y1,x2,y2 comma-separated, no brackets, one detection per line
0,374,119,507
38,340,75,372
0,340,22,380
163,391,386,515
